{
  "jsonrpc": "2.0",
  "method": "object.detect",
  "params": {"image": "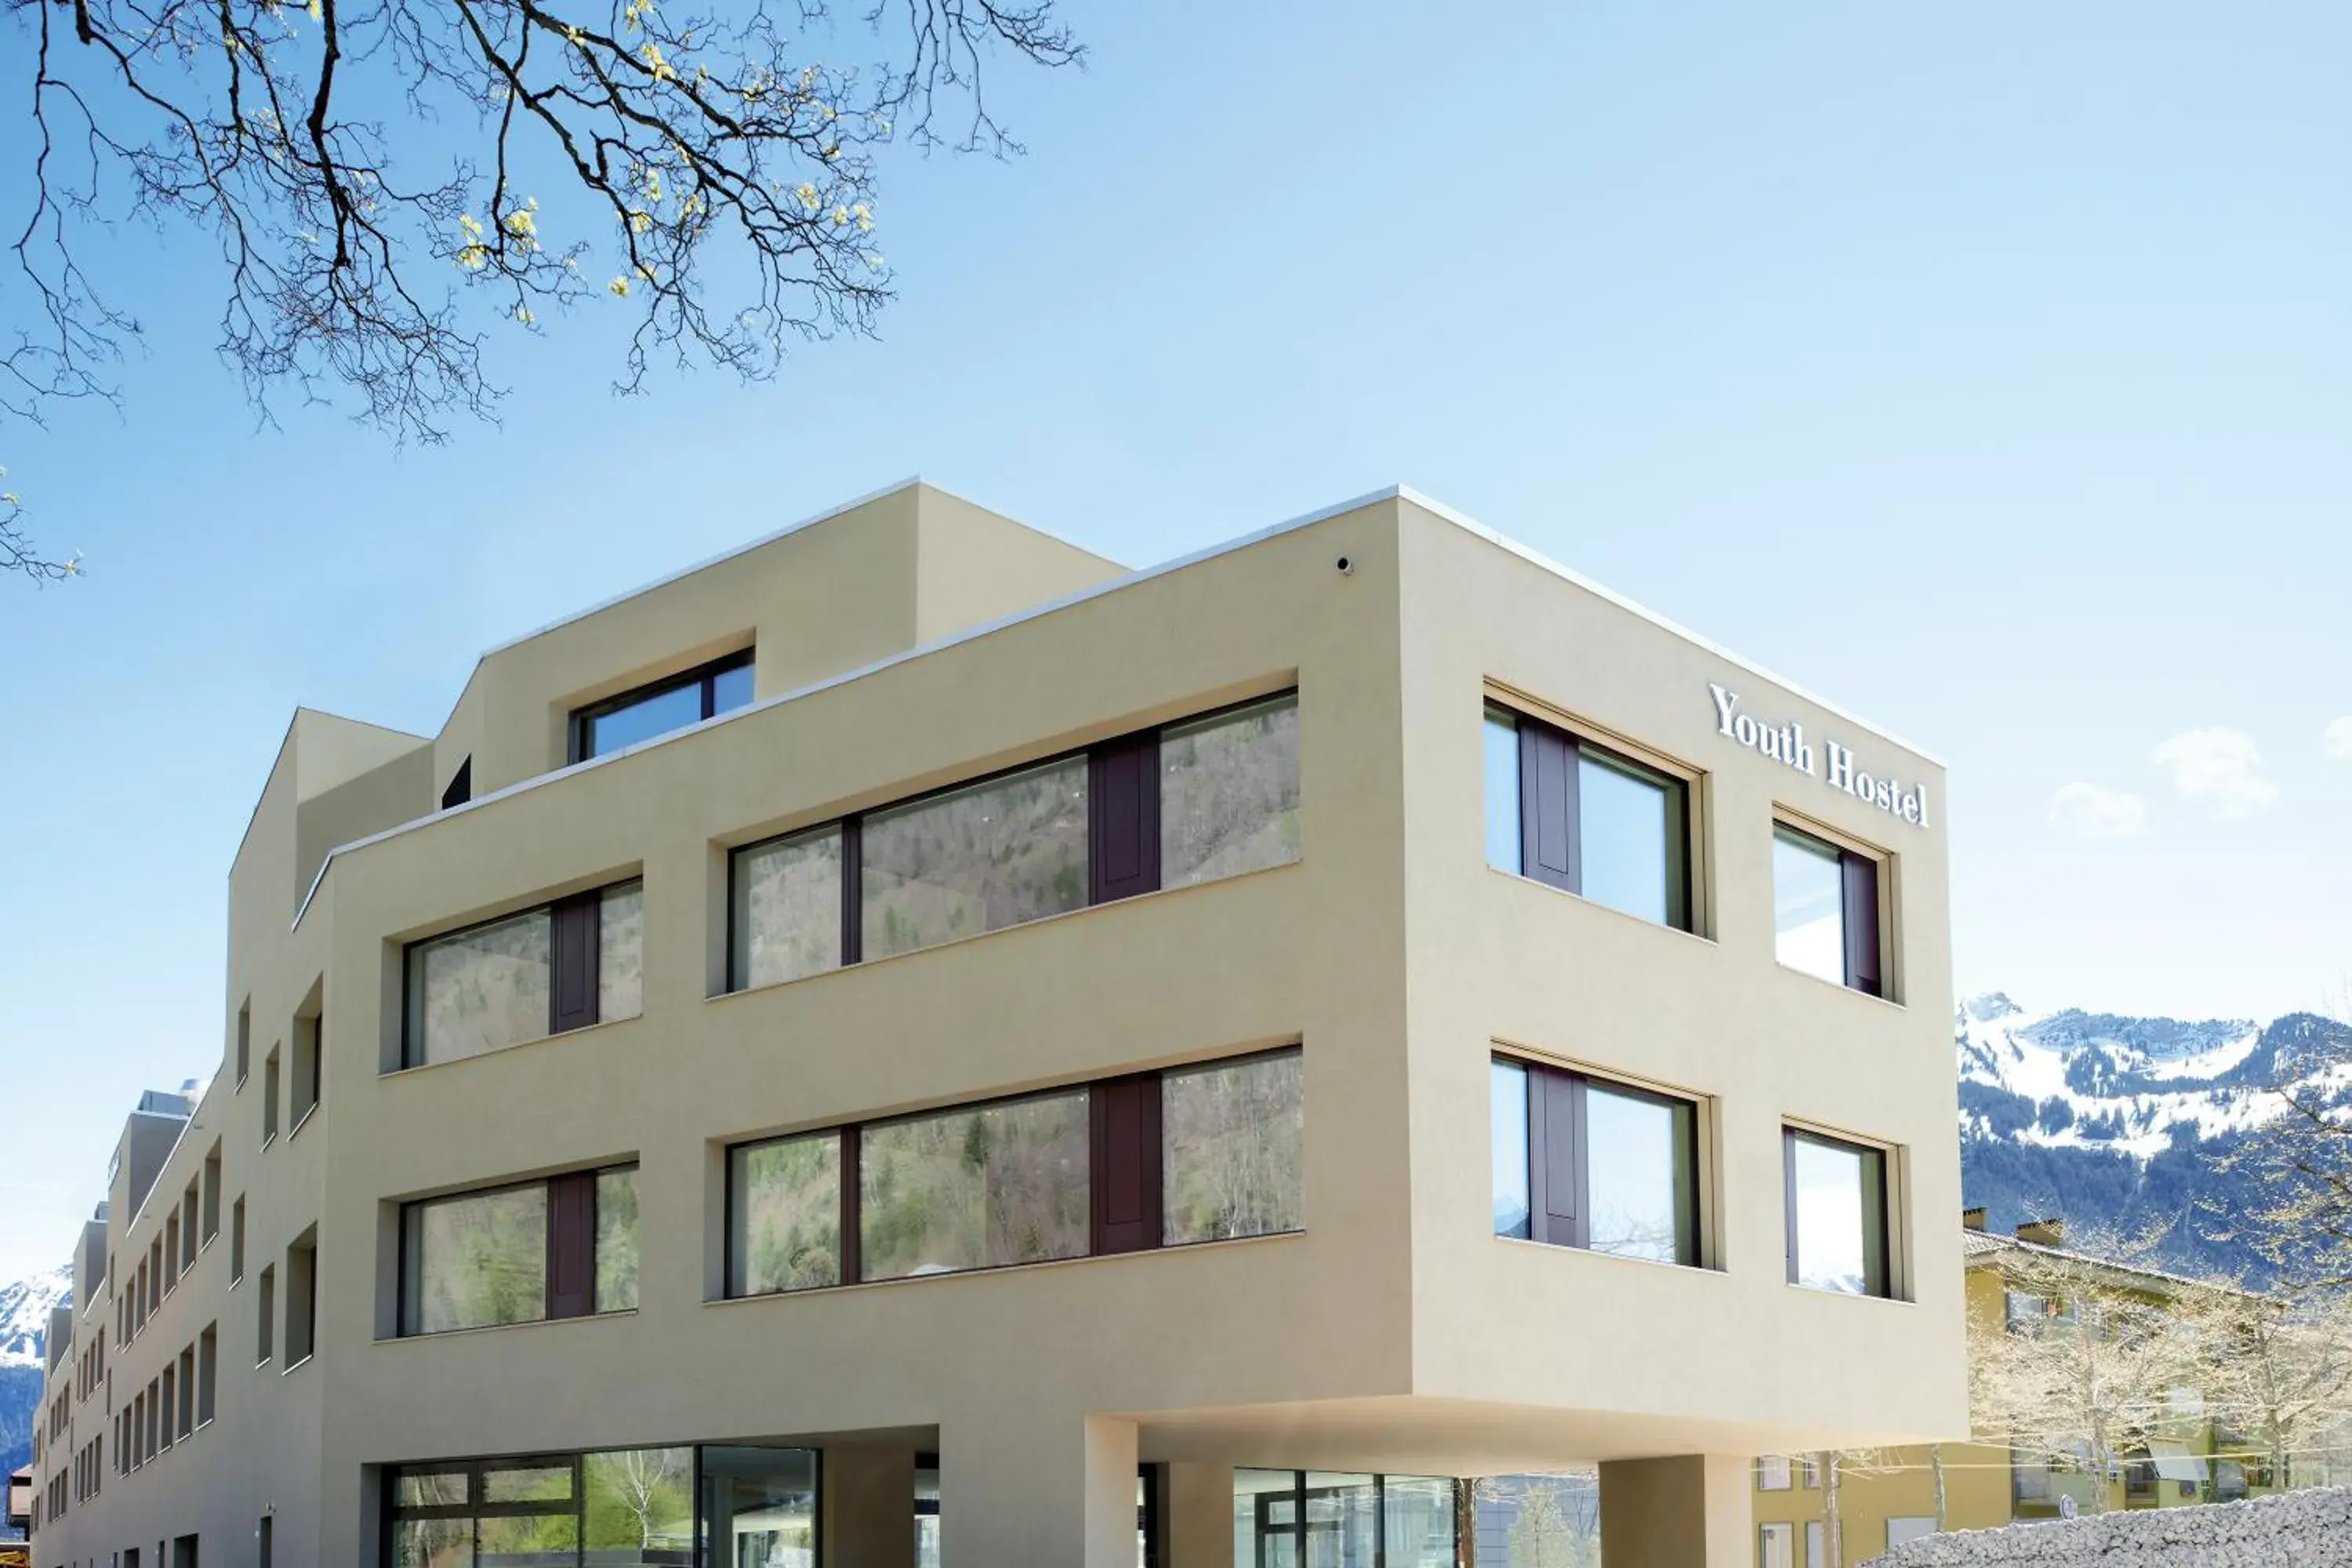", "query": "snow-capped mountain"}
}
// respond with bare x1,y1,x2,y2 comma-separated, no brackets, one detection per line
0,1265,70,1372
1957,994,2352,1278
0,1264,71,1479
